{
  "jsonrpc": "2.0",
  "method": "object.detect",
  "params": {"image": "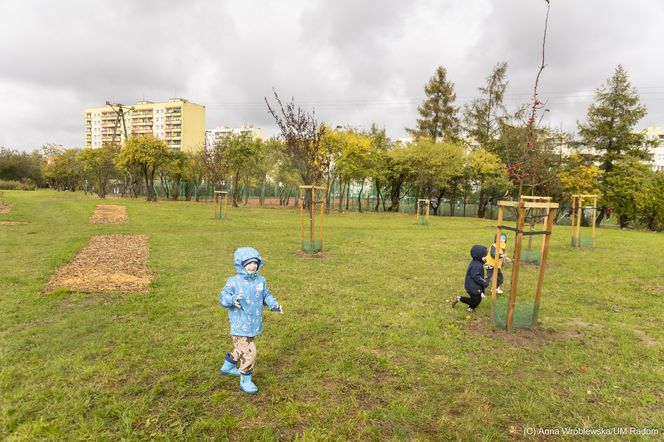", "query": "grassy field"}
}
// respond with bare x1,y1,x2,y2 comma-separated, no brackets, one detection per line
1,190,662,441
